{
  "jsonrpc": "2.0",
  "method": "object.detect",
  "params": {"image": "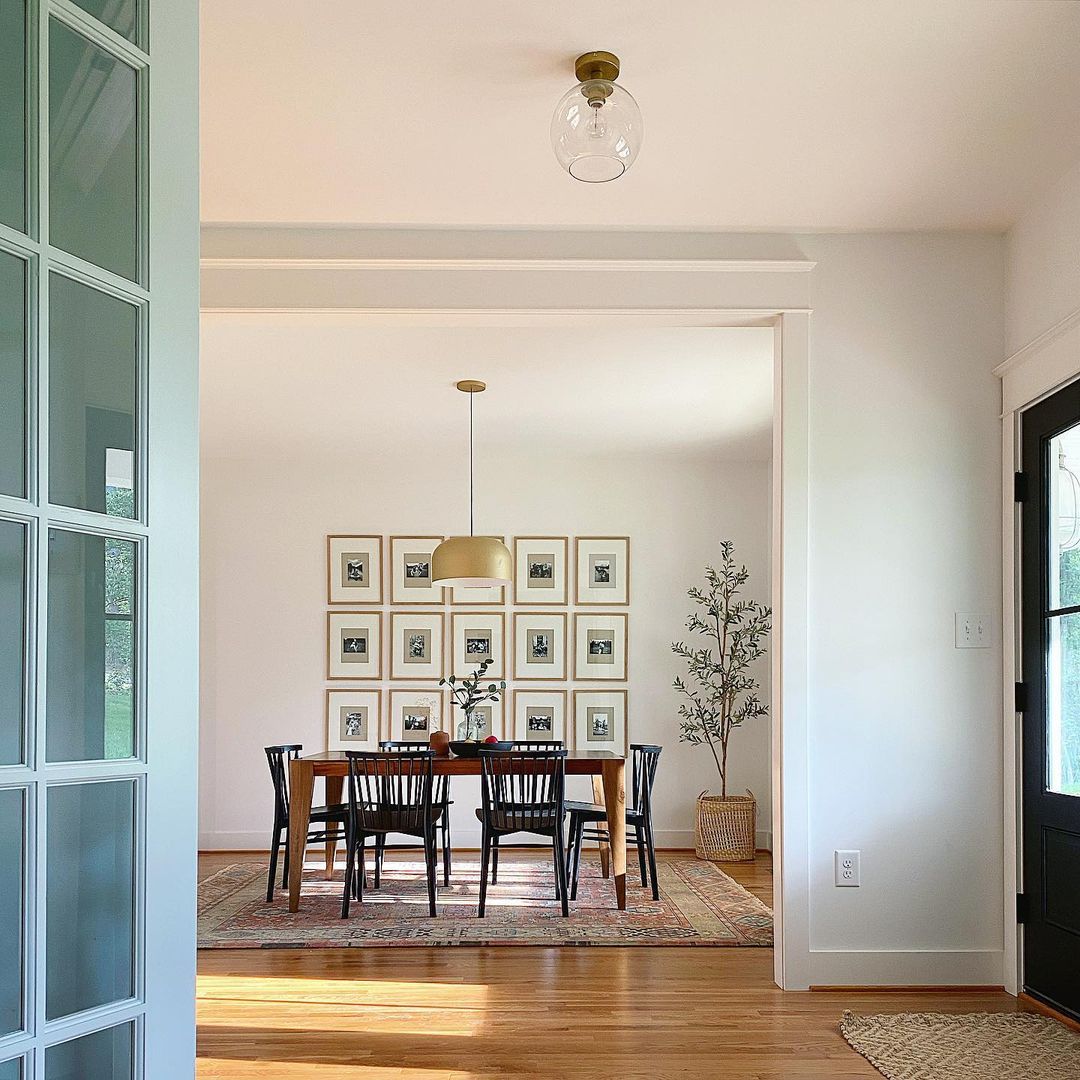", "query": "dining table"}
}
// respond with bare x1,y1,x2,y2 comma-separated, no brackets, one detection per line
287,749,628,912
